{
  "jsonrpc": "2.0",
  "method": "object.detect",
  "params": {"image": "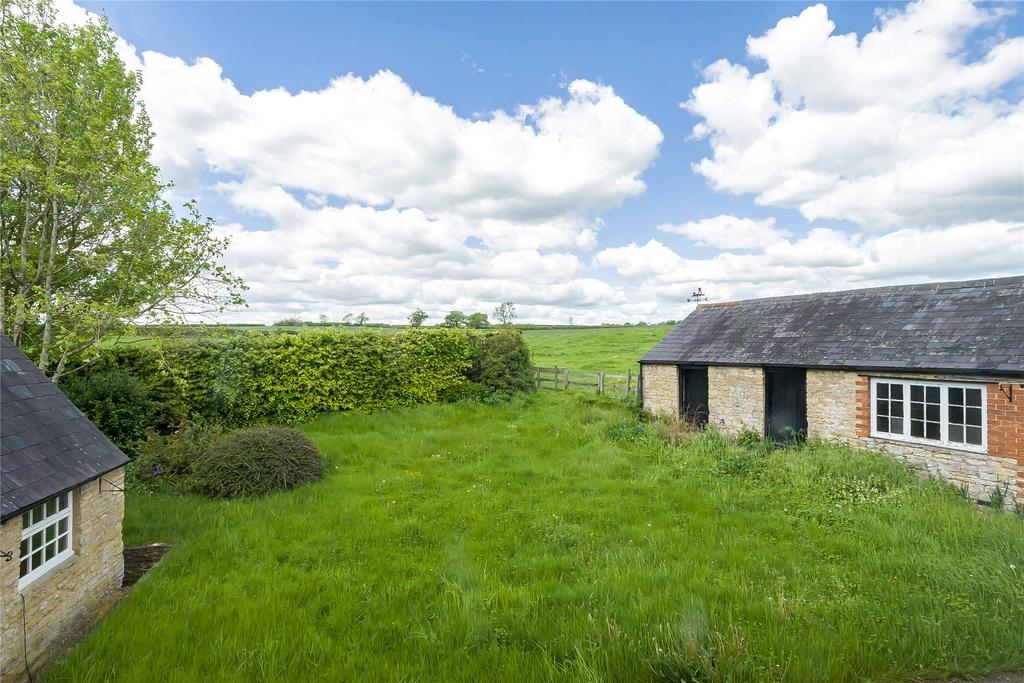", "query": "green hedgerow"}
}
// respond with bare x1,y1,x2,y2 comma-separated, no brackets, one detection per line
191,427,326,498
63,370,153,454
466,329,534,400
69,344,188,433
